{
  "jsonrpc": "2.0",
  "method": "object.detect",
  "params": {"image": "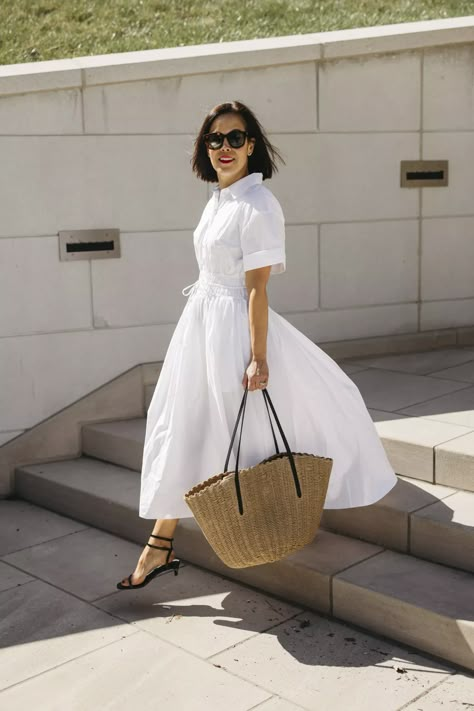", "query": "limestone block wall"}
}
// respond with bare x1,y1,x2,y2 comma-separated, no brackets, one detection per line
0,16,473,447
